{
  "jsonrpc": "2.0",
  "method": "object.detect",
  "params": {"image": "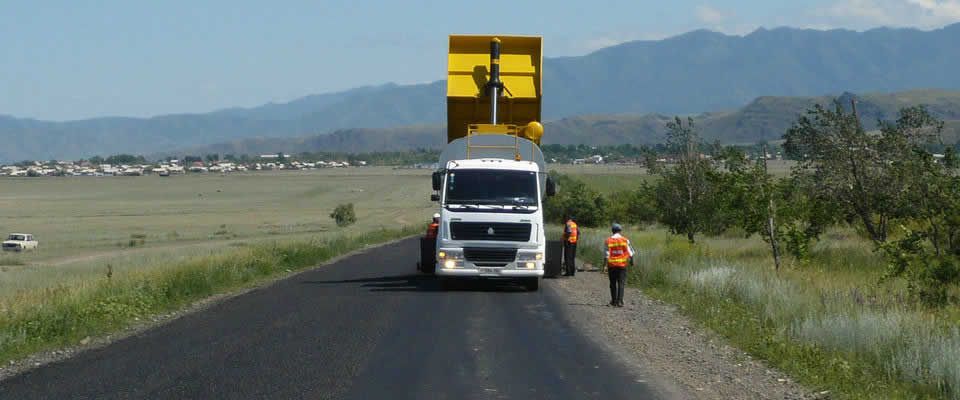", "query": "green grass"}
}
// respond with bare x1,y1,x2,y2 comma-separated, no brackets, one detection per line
0,168,434,300
0,227,418,364
0,256,26,266
0,168,432,261
549,161,793,193
571,226,958,399
0,168,434,365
